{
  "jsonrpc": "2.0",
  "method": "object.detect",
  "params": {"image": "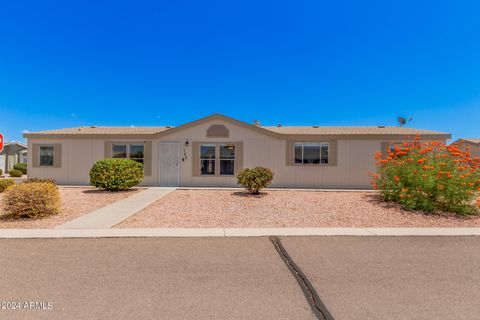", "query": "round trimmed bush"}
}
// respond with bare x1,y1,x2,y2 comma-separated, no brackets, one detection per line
9,169,23,178
89,159,144,191
13,163,27,174
237,167,274,195
0,179,14,193
2,182,61,219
